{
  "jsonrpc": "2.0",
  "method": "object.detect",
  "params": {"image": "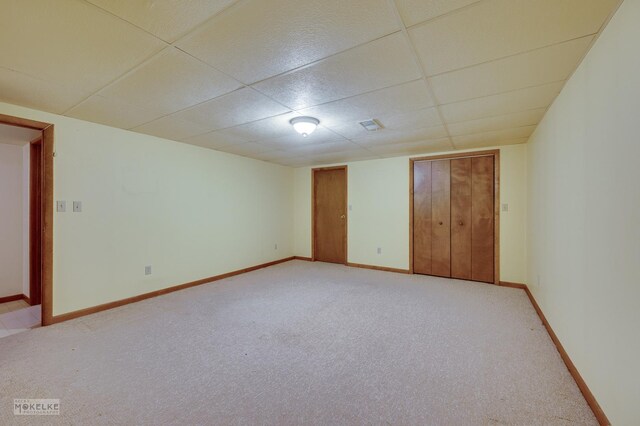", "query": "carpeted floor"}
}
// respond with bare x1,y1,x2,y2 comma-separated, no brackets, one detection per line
0,260,596,425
